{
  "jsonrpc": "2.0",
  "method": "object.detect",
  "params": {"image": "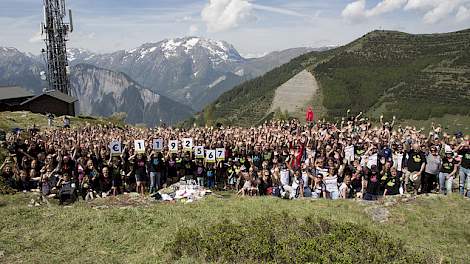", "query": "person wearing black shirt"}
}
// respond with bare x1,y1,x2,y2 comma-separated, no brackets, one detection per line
364,165,381,200
131,154,147,196
384,167,400,196
110,157,123,195
439,151,458,195
457,141,470,195
403,144,426,194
